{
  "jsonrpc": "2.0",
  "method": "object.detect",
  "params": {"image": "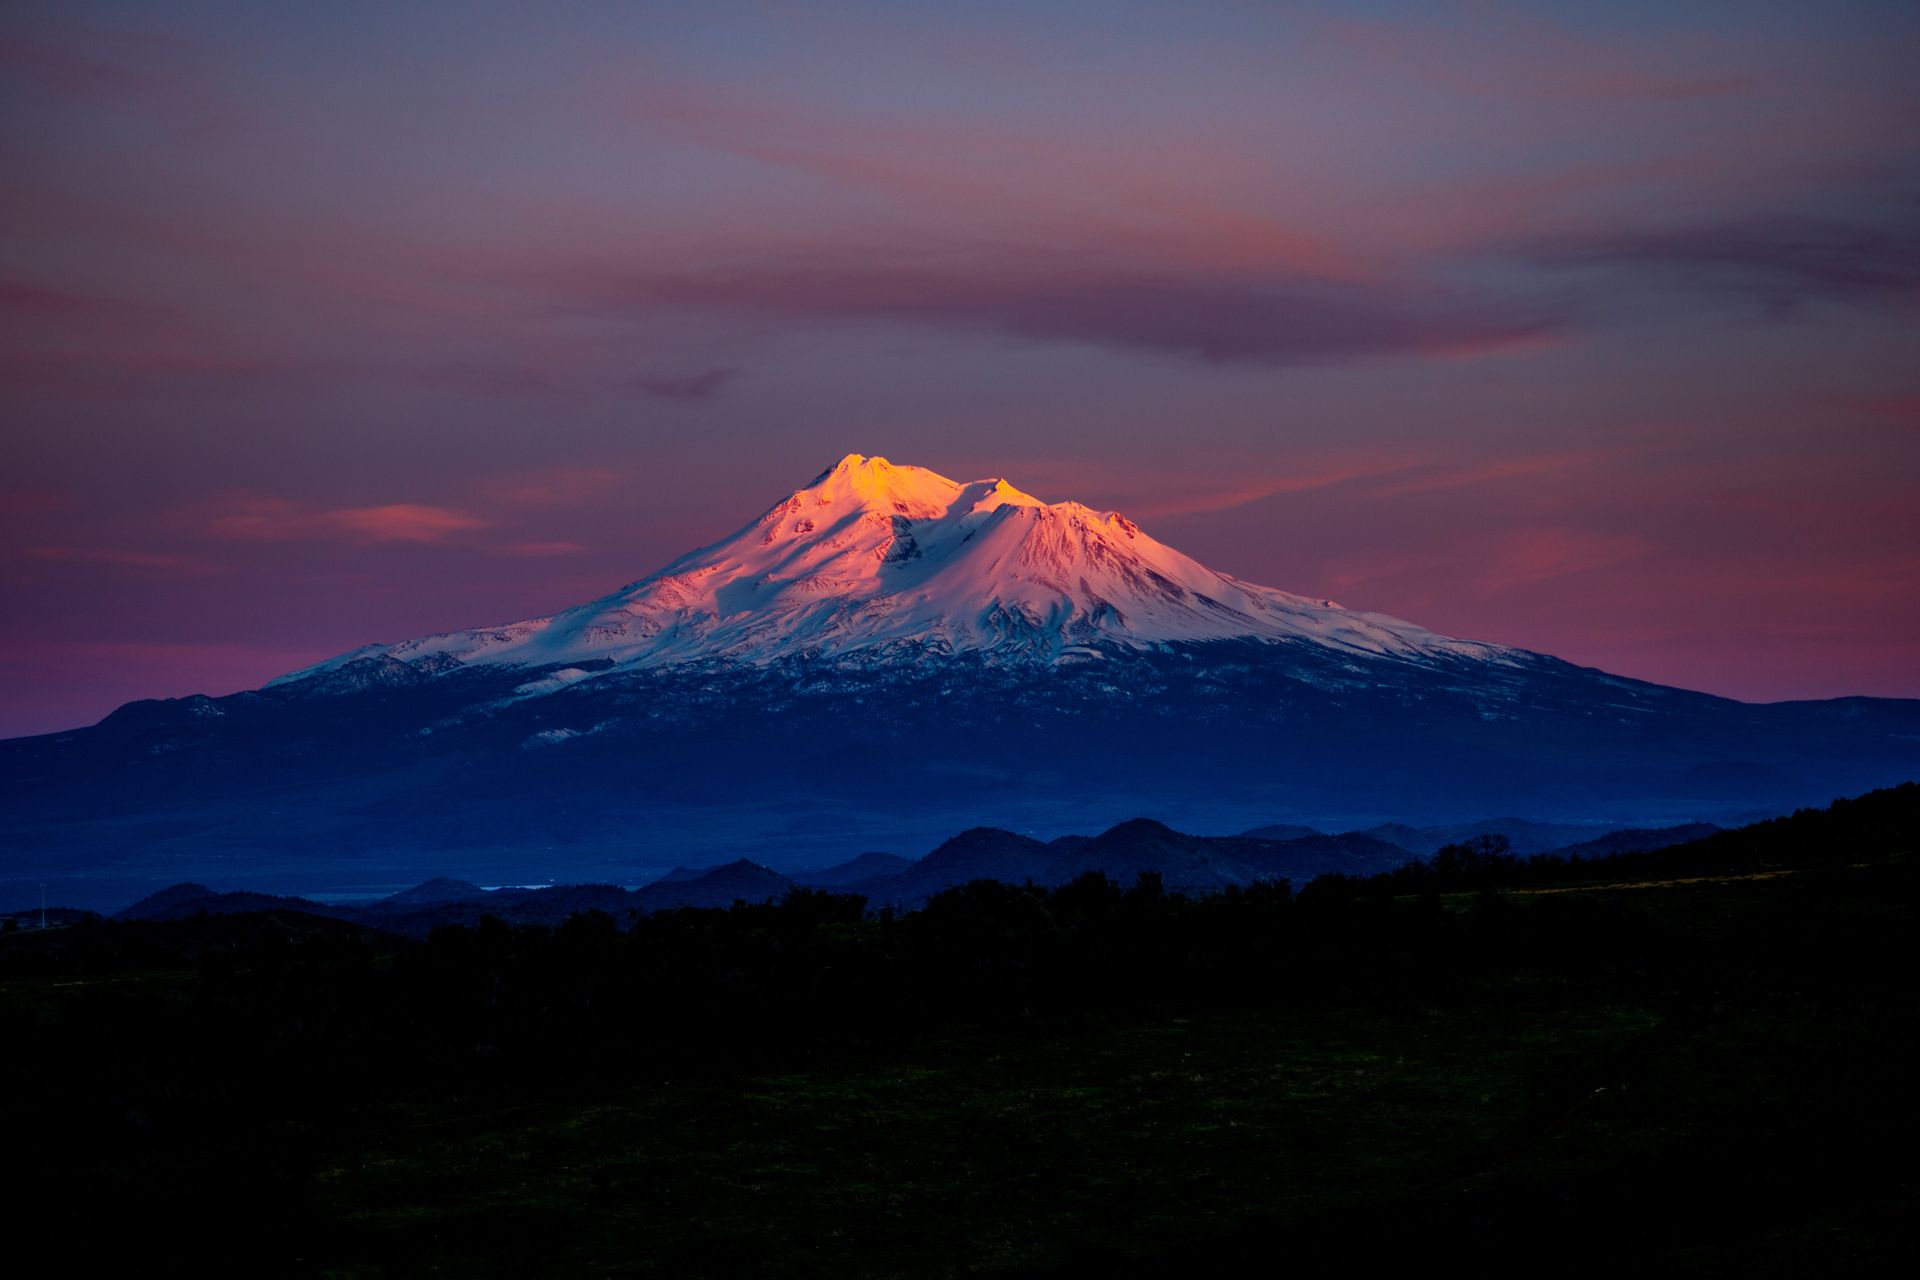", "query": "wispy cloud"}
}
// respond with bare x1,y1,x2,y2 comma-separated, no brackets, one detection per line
206,499,489,545
995,449,1419,516
637,366,738,401
569,251,1561,368
1114,458,1427,520
1328,526,1658,599
1530,213,1920,316
478,466,627,509
1471,528,1659,593
18,544,224,574
620,81,1370,282
1368,453,1597,499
